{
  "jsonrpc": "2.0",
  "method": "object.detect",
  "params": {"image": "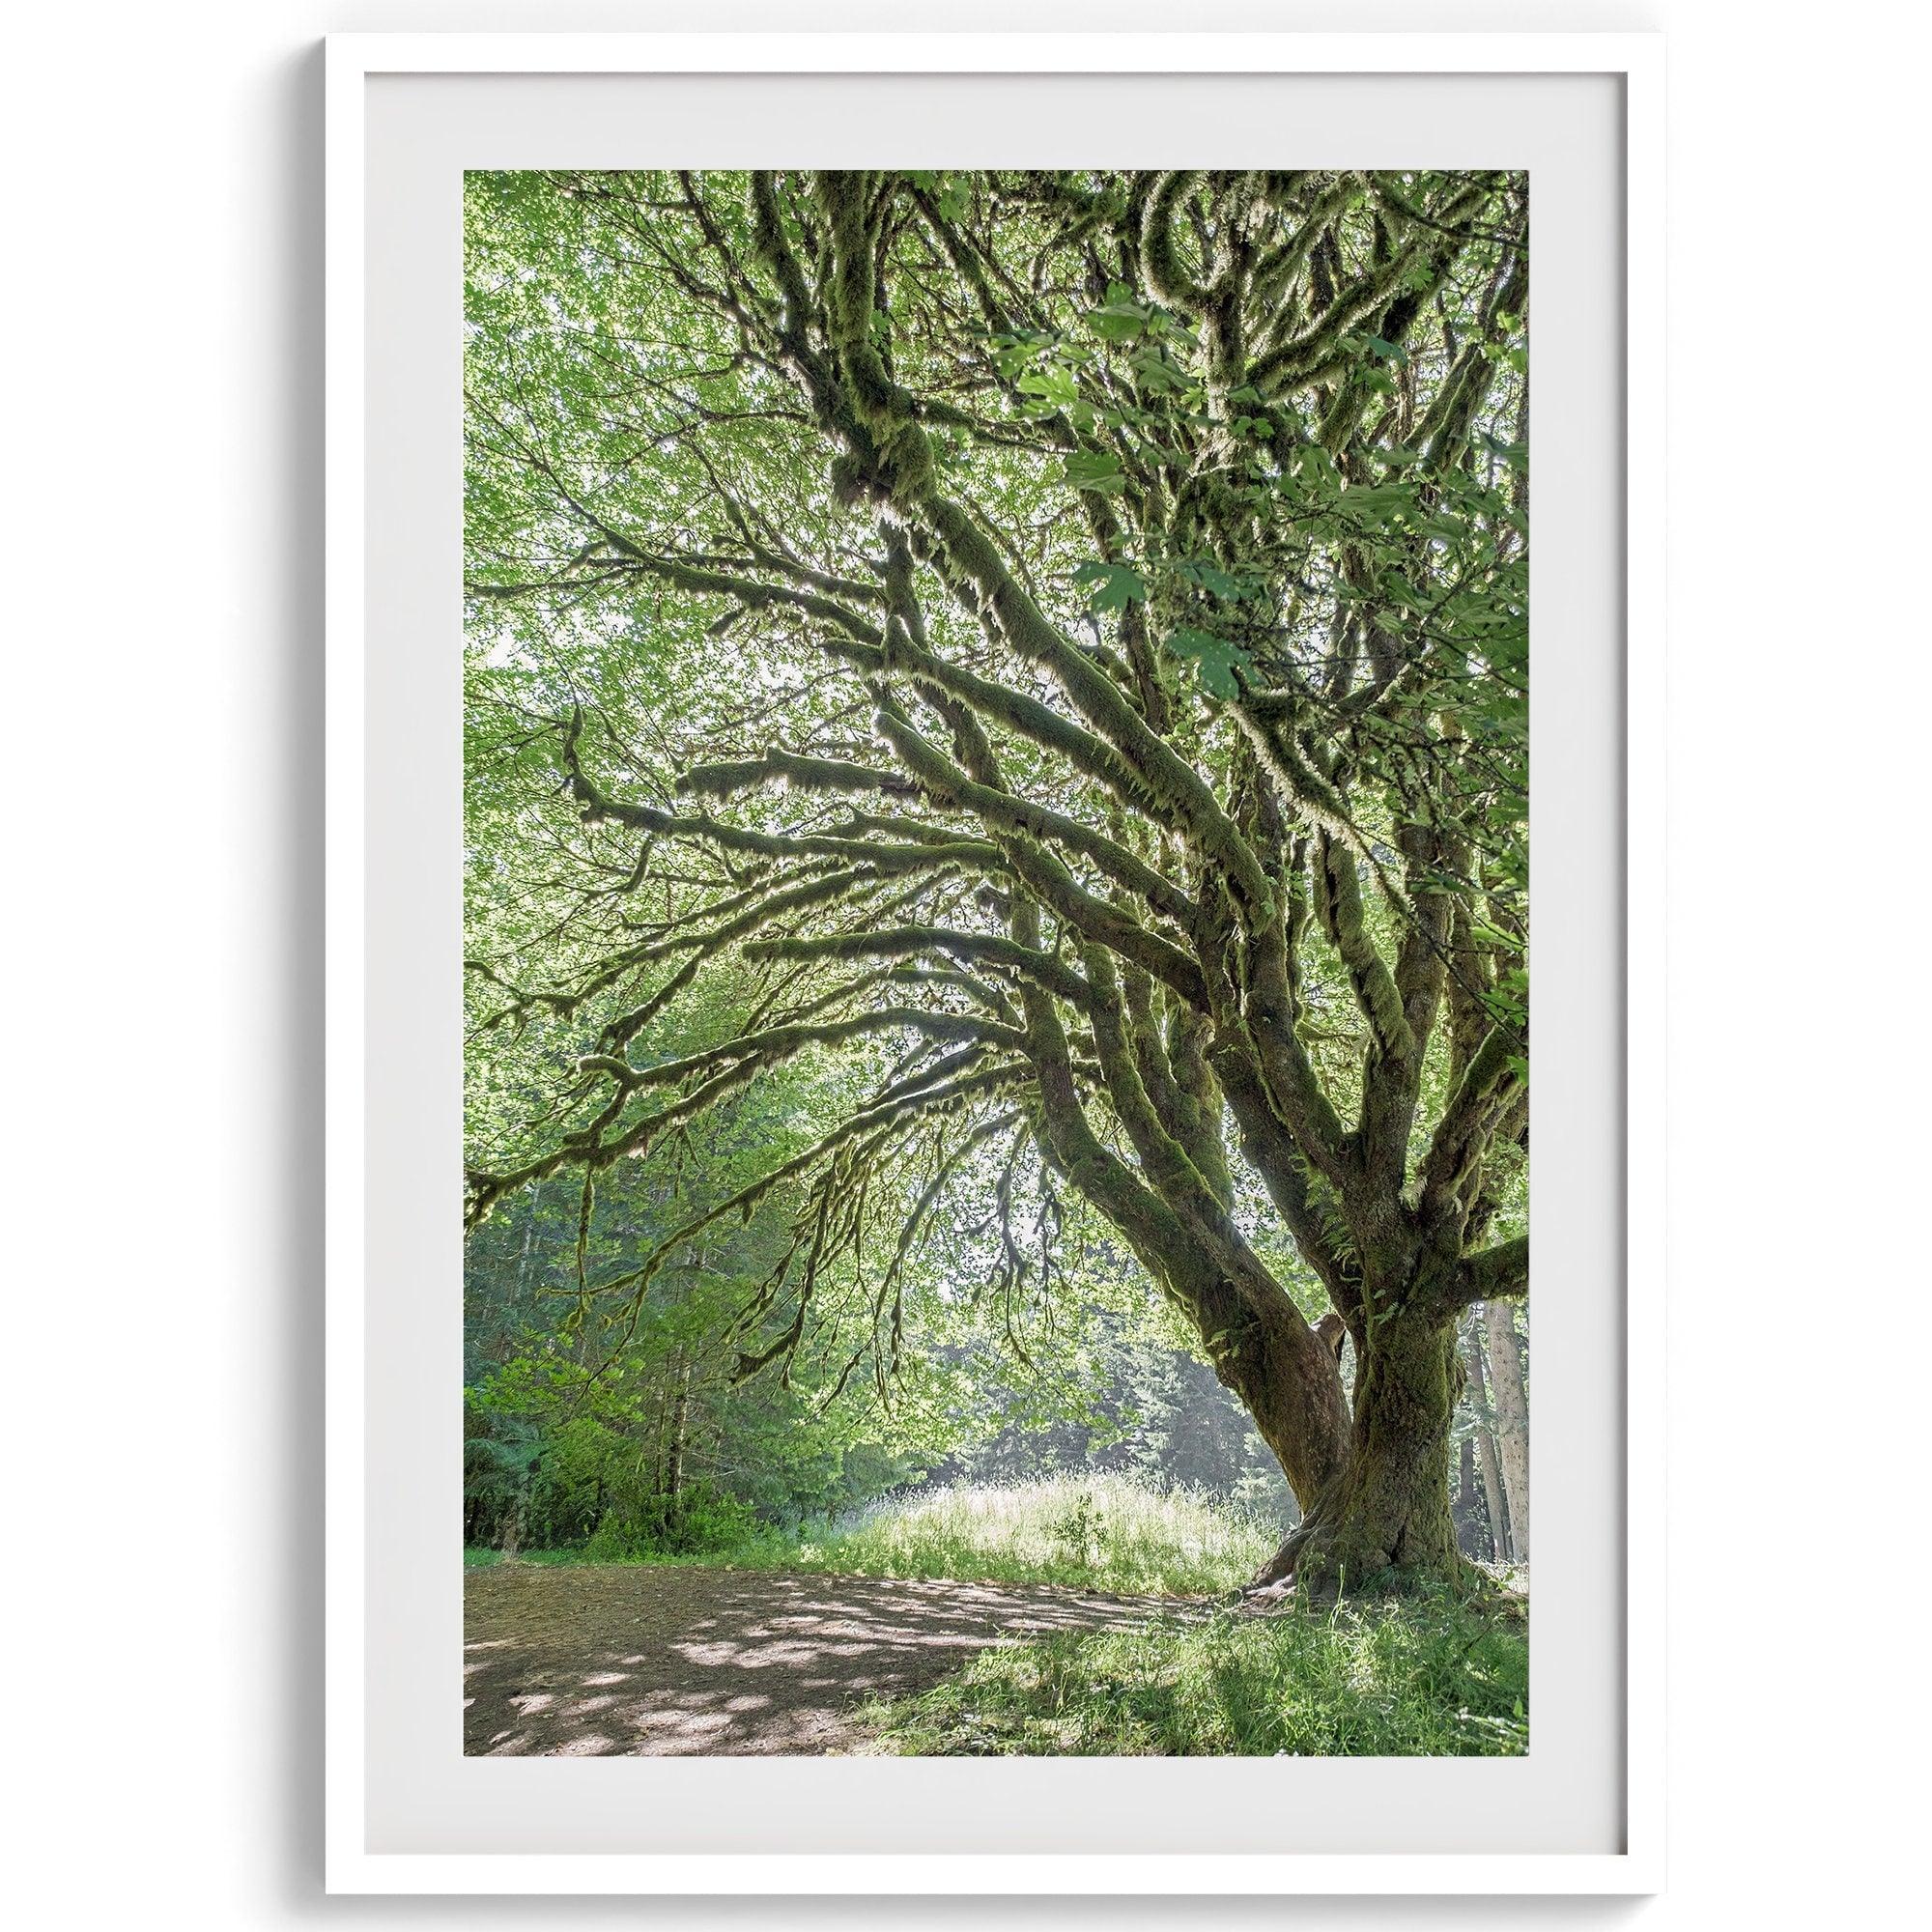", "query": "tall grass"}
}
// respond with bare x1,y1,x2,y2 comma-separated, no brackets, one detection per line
788,1473,1277,1597
465,1472,1278,1597
863,1590,1529,1757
